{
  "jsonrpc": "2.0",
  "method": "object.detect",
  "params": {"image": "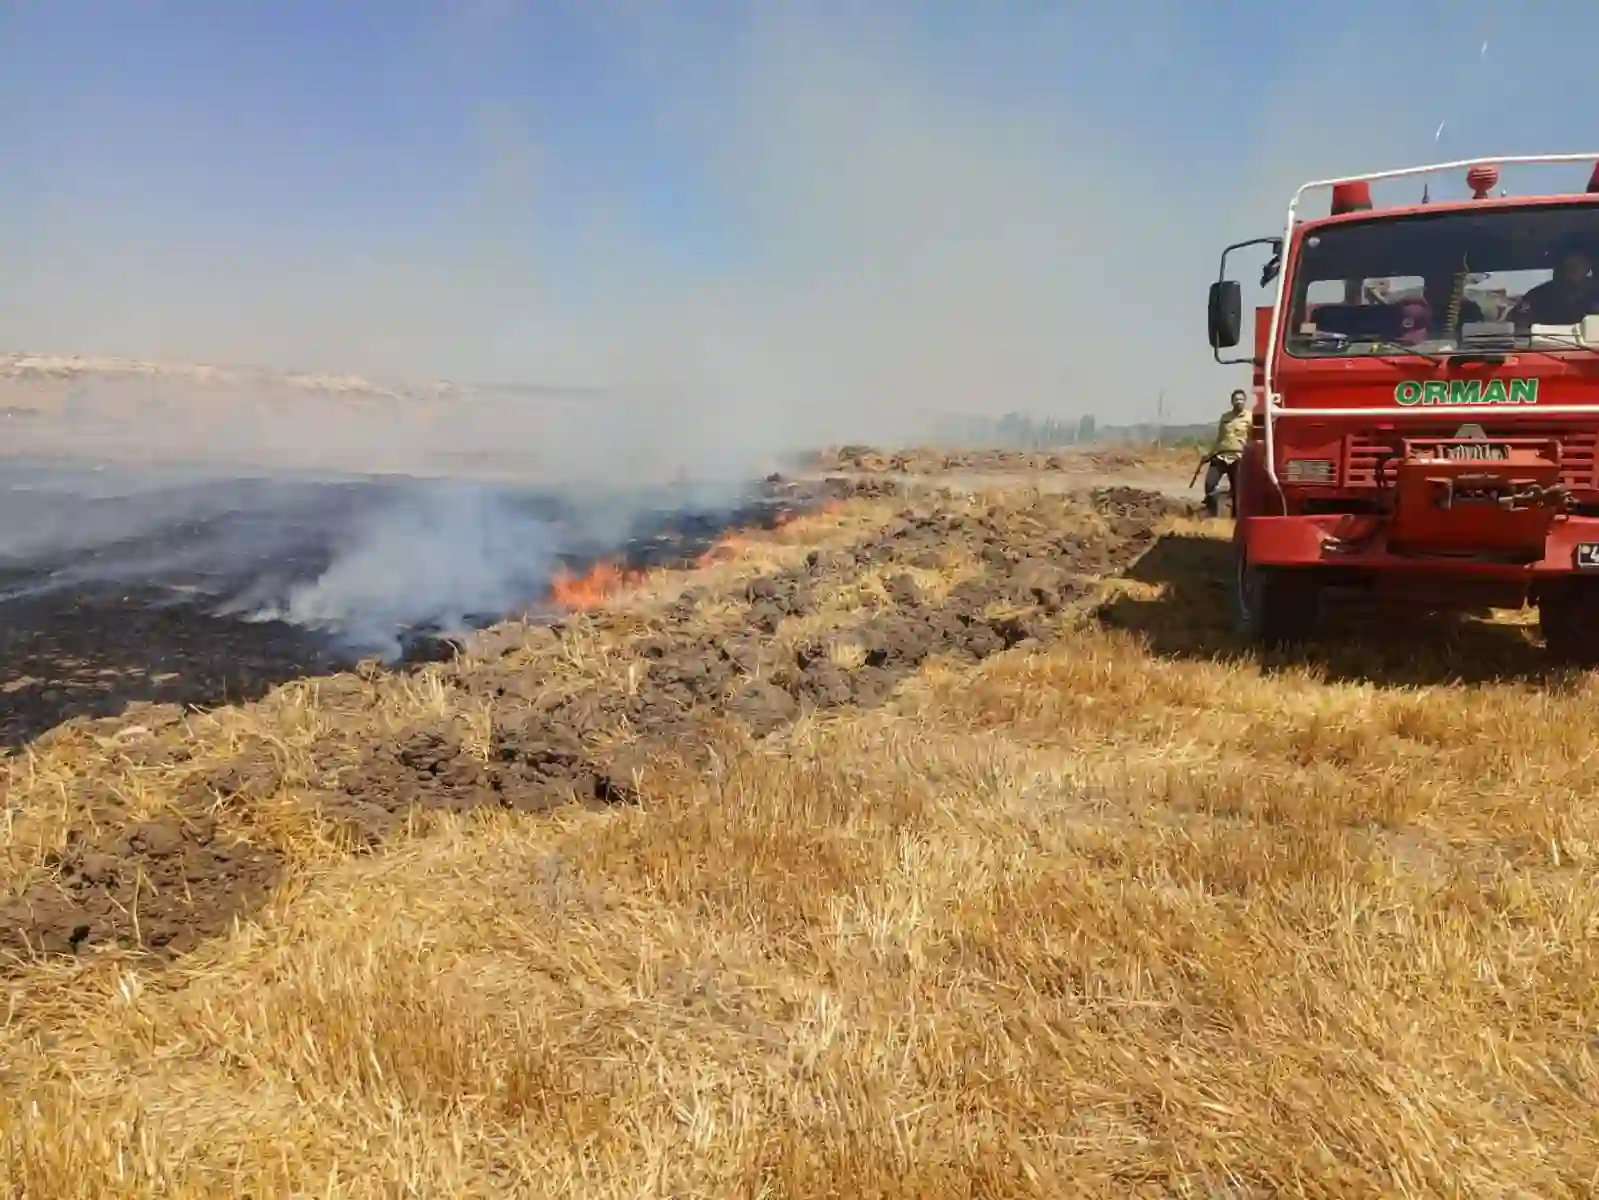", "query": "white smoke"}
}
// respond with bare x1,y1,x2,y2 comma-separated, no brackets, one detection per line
0,448,776,663
226,482,558,658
